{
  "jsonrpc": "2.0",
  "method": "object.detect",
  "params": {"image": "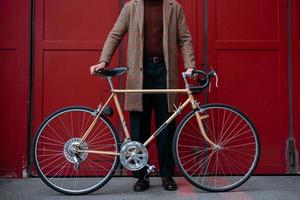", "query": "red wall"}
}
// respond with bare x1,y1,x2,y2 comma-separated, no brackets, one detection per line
0,0,30,177
1,0,299,177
